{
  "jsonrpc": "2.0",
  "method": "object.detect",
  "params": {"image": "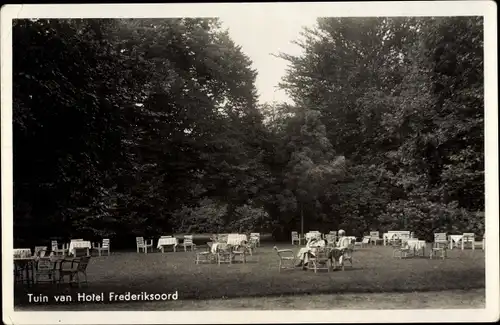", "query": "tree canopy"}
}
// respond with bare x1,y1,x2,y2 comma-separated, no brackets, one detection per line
12,17,484,247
